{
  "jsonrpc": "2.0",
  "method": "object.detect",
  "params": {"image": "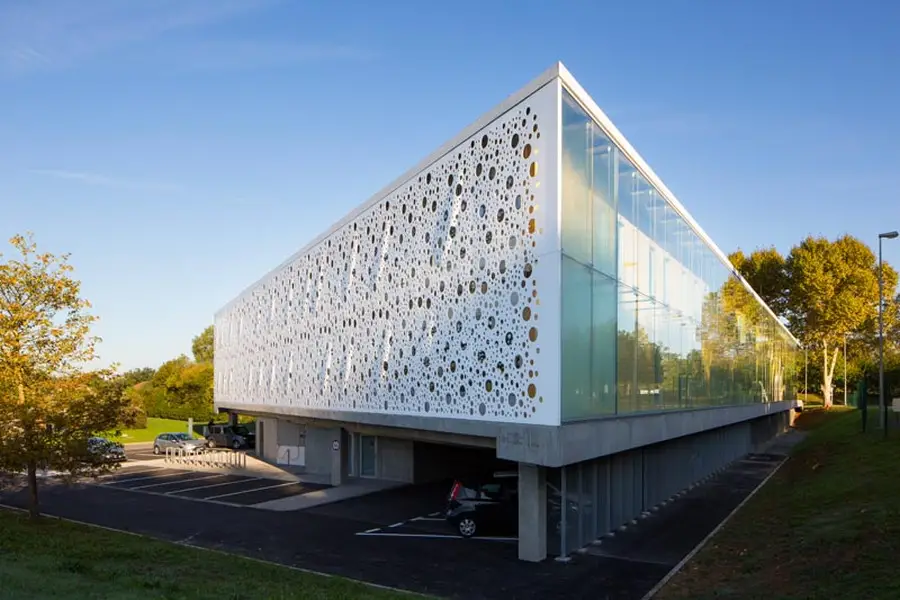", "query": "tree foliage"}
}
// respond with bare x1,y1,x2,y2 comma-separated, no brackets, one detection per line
732,236,899,407
129,354,215,422
191,325,214,363
729,247,790,316
0,233,132,518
